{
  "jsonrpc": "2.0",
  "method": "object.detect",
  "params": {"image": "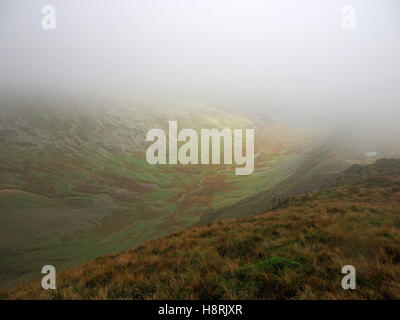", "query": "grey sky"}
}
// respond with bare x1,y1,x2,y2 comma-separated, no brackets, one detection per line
0,0,399,126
